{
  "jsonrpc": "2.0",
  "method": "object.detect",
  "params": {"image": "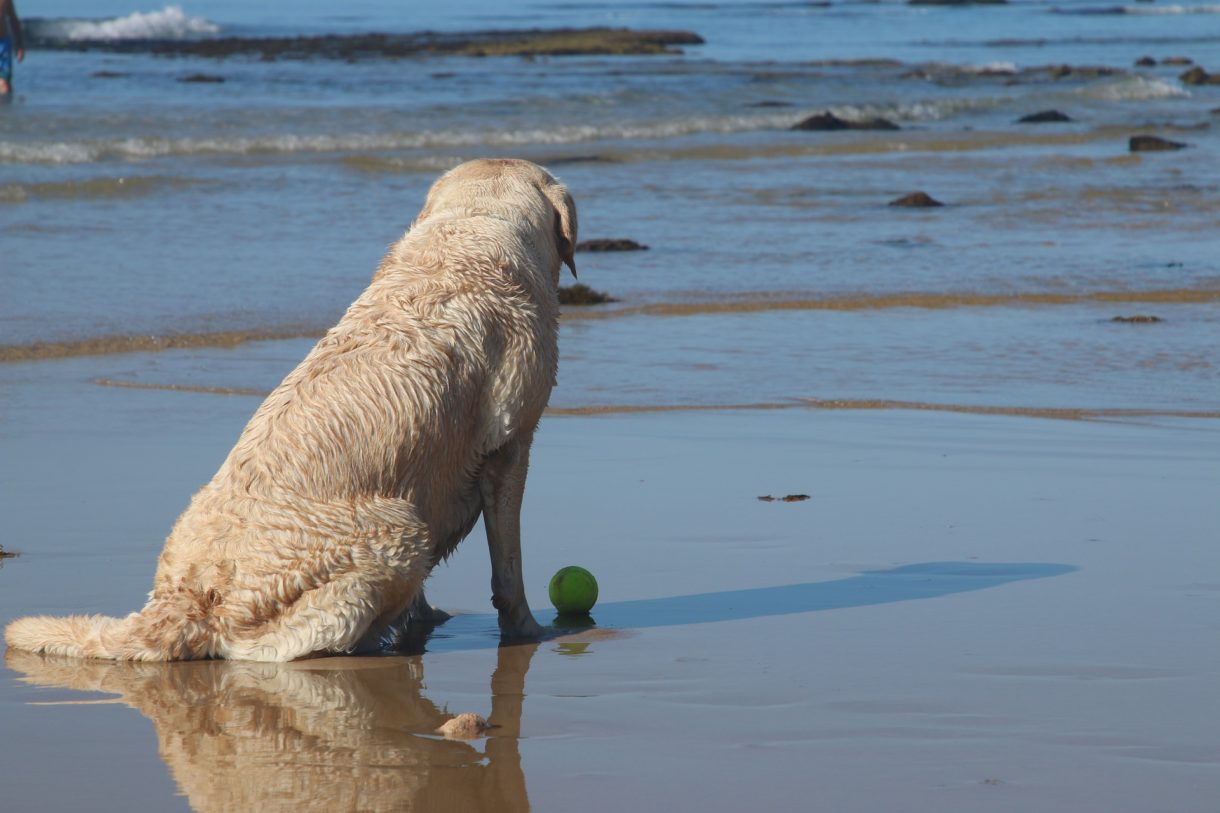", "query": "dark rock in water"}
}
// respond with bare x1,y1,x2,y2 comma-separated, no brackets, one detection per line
0,544,15,558
1017,109,1072,124
793,112,849,130
1111,315,1163,324
808,58,903,68
576,238,648,252
91,70,128,78
461,29,704,57
749,100,794,108
558,284,617,305
792,111,900,131
904,62,1015,81
179,73,226,83
1178,66,1208,84
1129,135,1188,152
1180,67,1220,86
30,27,705,60
889,191,944,208
1134,56,1157,67
1046,64,1122,80
1162,56,1194,66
